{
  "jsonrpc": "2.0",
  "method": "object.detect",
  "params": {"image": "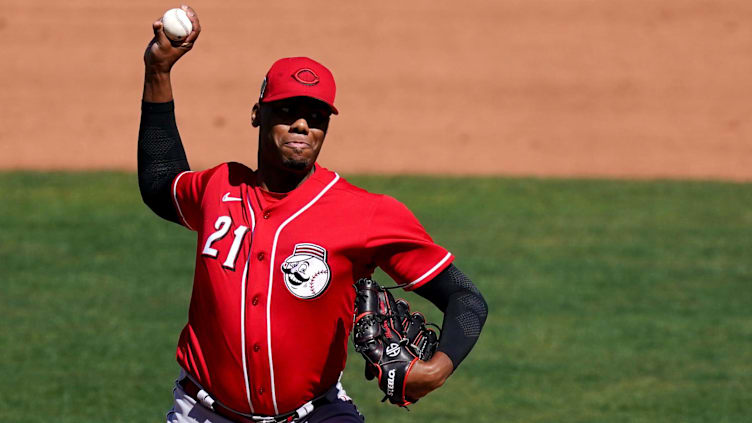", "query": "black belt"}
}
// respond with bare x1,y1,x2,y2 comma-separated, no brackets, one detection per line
178,376,330,423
